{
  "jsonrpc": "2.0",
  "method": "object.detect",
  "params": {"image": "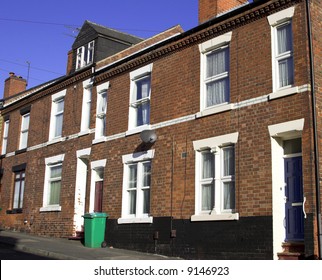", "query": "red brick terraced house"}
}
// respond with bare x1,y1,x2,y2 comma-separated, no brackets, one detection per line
0,0,321,260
